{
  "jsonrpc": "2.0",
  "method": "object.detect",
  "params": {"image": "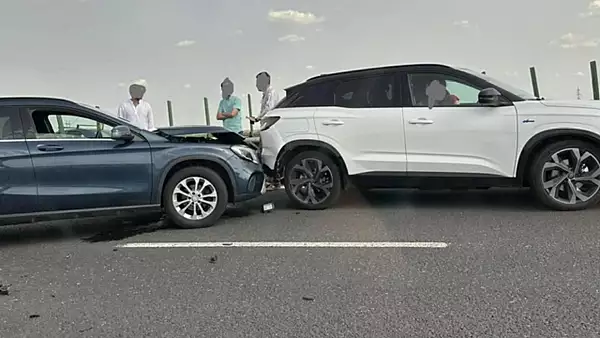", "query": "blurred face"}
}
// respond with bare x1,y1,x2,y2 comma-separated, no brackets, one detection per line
129,84,146,100
221,80,234,98
256,74,269,92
